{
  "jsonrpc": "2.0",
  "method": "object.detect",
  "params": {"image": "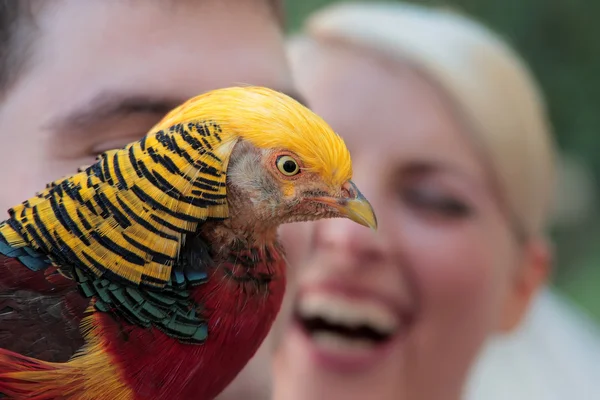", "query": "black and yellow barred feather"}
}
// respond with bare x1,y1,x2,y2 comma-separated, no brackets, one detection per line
0,120,230,288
